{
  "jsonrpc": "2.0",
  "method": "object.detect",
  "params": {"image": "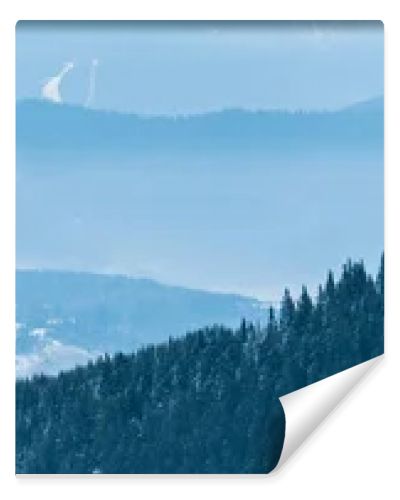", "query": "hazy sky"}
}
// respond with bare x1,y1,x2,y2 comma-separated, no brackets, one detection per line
16,21,383,115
